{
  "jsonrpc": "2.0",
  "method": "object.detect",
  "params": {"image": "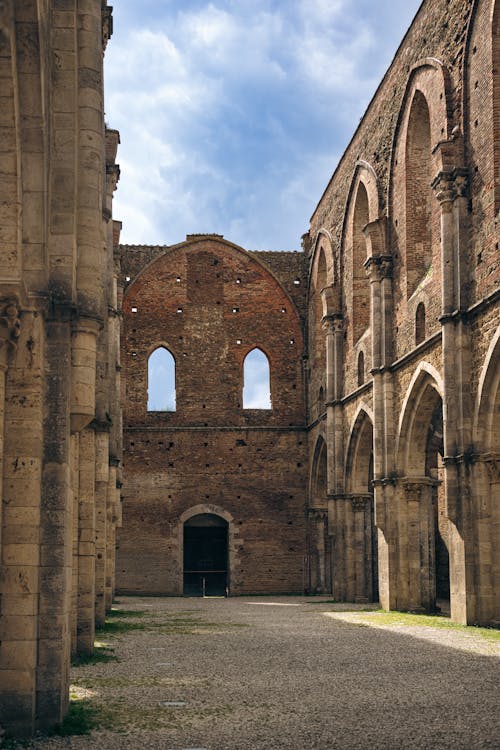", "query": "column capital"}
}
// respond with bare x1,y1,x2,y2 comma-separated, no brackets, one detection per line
349,494,372,512
431,167,469,204
322,313,343,334
364,255,393,282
